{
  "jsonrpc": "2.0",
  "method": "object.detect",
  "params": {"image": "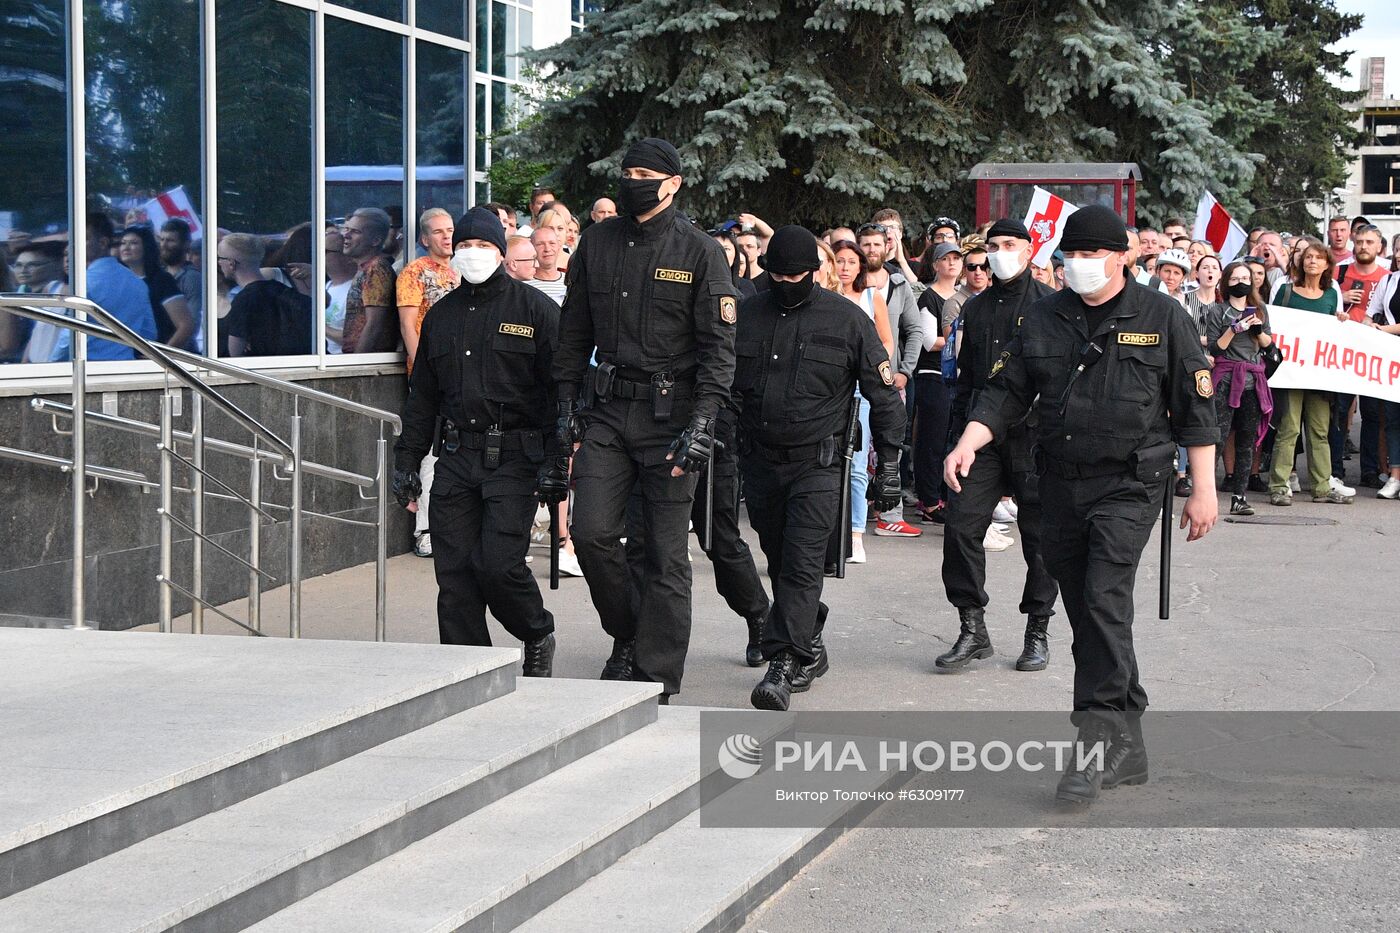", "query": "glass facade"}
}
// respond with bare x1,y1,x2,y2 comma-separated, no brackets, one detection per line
1,0,580,375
